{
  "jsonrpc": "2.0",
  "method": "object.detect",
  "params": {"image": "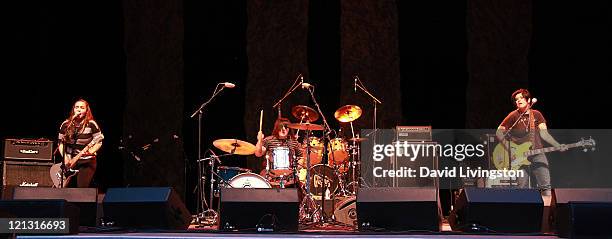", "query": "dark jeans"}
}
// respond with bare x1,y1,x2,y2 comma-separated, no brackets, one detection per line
517,153,551,196
69,158,97,188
